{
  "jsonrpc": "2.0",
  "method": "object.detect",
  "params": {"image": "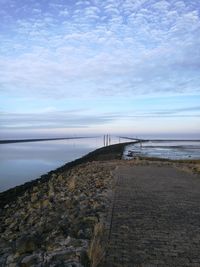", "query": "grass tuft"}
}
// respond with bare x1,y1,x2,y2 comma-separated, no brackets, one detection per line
88,223,105,267
68,177,76,191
